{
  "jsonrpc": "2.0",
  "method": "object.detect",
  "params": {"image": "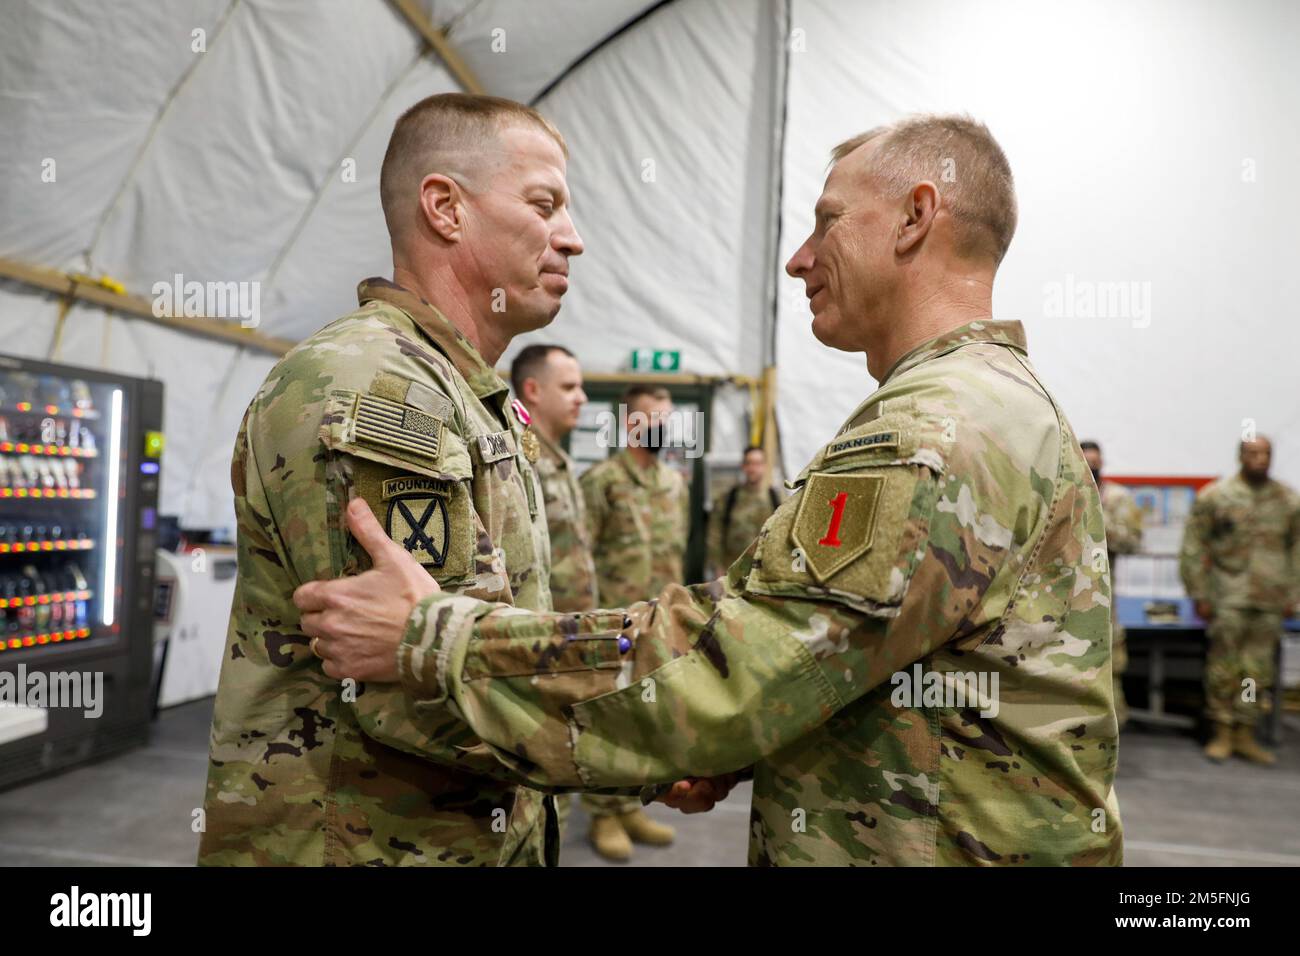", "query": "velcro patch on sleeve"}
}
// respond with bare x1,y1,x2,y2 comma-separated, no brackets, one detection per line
825,429,899,461
386,493,450,567
380,475,457,500
476,430,517,464
354,393,443,461
792,473,885,582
